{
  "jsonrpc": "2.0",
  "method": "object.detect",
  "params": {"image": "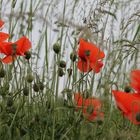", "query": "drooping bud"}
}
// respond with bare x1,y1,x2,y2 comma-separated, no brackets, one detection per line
70,53,77,62
23,87,29,96
53,43,60,54
26,73,34,83
59,60,66,68
39,82,44,90
33,83,40,92
58,68,64,77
